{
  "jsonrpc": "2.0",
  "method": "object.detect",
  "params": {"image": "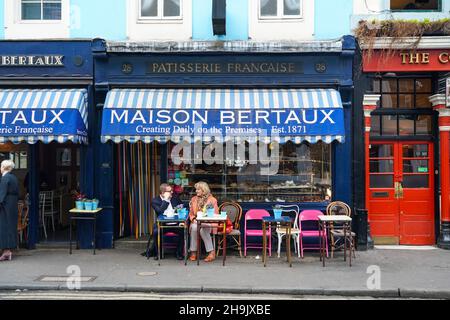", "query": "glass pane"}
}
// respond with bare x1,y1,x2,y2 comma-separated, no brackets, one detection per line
391,0,439,10
141,0,158,16
164,0,180,17
381,115,397,135
381,94,397,108
370,160,394,173
399,94,414,108
402,144,428,158
370,175,393,188
403,160,429,173
382,79,397,92
261,0,277,16
416,115,432,135
20,152,27,169
370,144,393,158
372,79,381,93
416,94,432,108
403,175,429,188
370,115,381,136
43,3,61,20
399,115,414,135
415,79,432,93
399,79,414,93
22,2,41,20
284,0,300,15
